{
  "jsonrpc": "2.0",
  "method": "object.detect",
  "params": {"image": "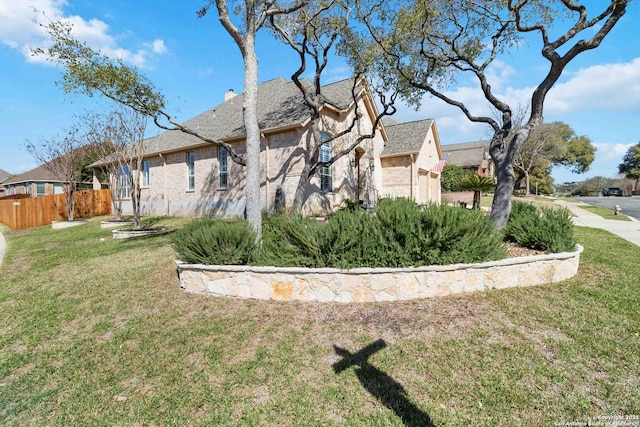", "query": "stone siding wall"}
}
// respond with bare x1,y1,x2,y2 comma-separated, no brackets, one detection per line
177,245,583,303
